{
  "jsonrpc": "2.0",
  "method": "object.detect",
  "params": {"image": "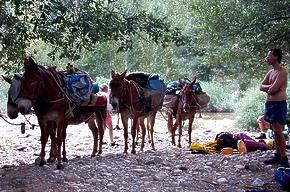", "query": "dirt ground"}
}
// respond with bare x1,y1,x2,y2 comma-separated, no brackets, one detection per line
0,111,288,192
